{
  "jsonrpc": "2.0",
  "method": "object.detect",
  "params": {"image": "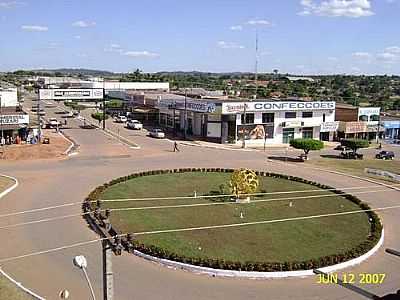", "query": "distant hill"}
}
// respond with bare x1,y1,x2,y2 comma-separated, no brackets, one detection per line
31,68,117,77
